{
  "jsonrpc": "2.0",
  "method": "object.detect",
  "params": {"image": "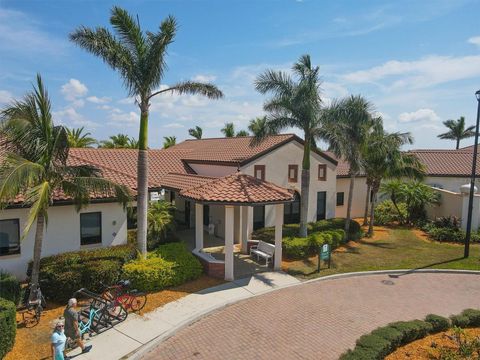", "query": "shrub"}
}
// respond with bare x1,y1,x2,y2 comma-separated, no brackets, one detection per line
425,314,450,332
427,227,465,242
0,298,16,359
460,309,480,327
434,216,461,230
311,218,362,240
355,334,392,359
340,347,380,360
389,320,433,344
0,271,21,305
282,237,311,259
123,243,202,292
30,245,137,302
370,326,404,349
374,200,408,225
450,314,470,328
